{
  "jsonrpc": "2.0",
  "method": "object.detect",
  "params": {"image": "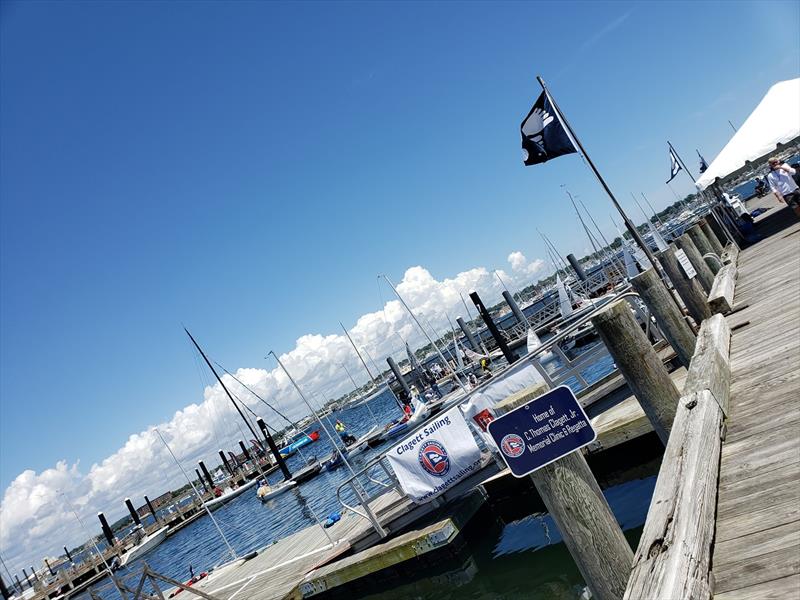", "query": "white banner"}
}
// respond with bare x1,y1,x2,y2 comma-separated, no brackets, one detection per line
387,406,482,504
460,362,546,449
